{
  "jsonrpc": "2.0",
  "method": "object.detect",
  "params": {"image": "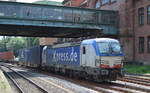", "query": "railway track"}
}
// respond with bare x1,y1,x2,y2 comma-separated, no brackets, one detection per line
15,71,129,93
1,63,150,93
0,65,48,93
112,81,150,93
22,71,131,93
33,69,150,93
119,77,150,86
15,68,150,93
127,73,150,78
1,64,99,93
124,76,150,83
